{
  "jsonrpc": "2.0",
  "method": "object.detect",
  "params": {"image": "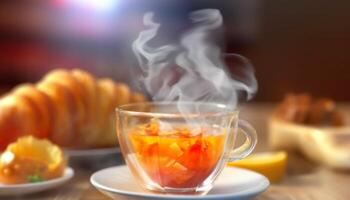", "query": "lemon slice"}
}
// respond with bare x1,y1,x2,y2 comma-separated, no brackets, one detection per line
228,151,287,182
